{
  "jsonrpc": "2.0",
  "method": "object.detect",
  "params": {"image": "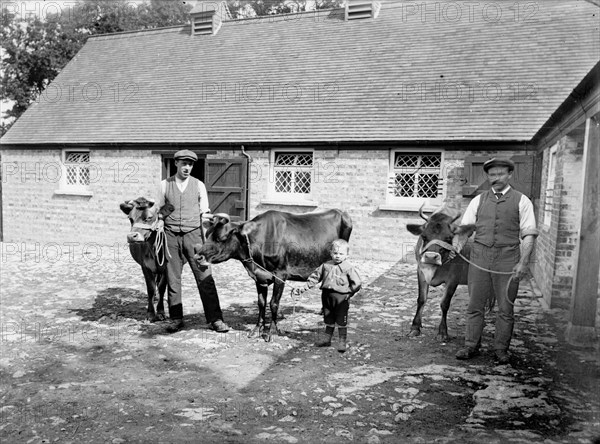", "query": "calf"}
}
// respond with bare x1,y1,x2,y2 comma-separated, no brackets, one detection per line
194,209,352,342
406,206,475,340
120,197,174,322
